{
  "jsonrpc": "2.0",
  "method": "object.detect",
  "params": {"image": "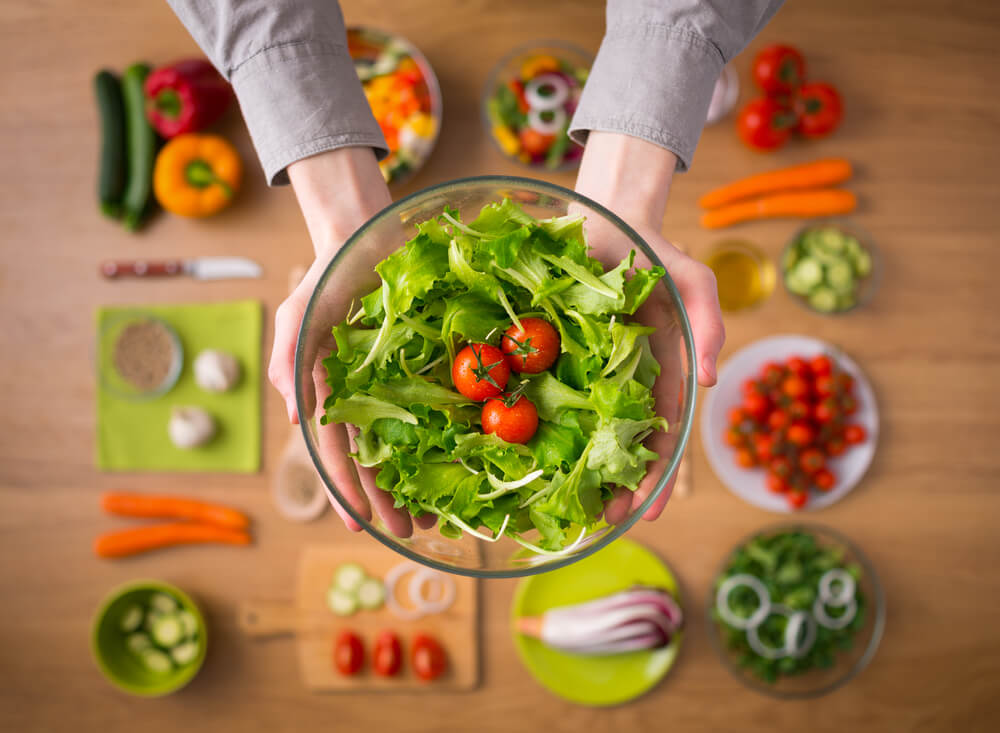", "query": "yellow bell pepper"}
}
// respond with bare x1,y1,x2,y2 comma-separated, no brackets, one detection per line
153,133,242,218
492,124,520,156
520,54,560,80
